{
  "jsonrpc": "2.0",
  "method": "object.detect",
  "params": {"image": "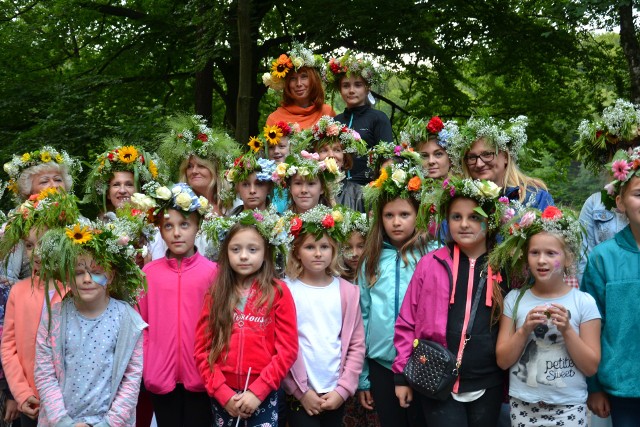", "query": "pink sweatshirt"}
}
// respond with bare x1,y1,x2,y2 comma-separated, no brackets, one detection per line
282,278,365,401
138,252,217,394
1,278,66,407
